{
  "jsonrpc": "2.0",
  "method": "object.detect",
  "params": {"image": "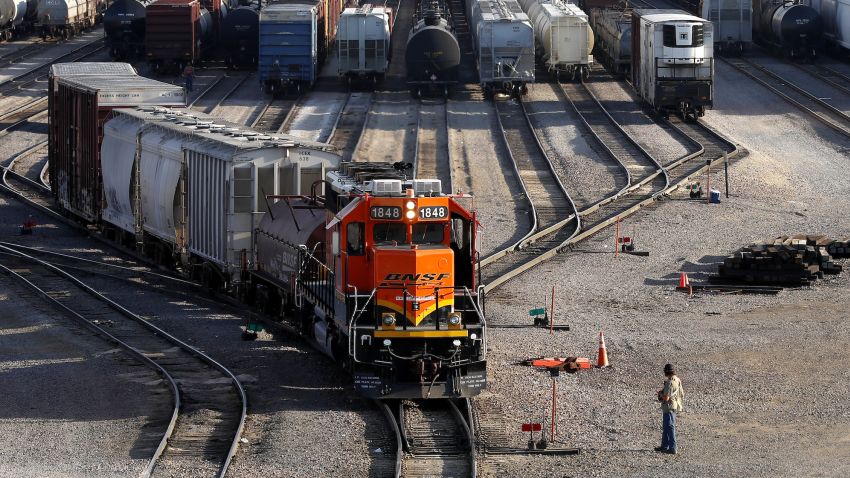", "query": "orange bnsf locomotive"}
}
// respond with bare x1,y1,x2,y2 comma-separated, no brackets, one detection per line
250,163,487,399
